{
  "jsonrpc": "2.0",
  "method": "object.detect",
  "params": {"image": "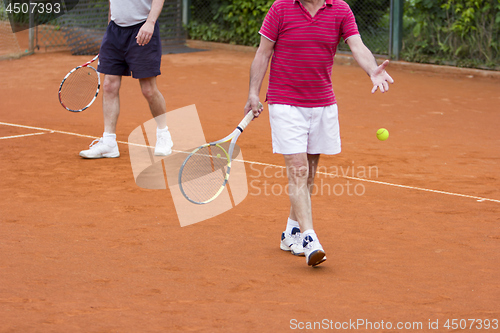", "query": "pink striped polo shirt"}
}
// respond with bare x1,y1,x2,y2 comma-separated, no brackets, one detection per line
259,0,359,107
